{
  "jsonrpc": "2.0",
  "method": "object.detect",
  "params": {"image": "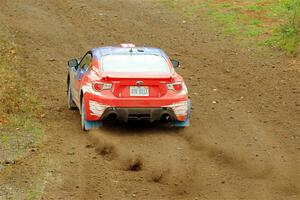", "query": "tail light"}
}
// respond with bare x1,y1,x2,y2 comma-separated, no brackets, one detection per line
92,82,112,92
166,82,183,92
